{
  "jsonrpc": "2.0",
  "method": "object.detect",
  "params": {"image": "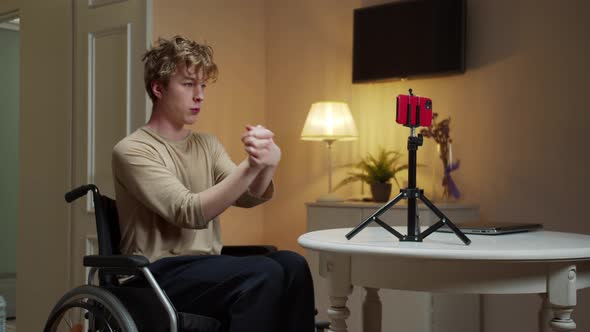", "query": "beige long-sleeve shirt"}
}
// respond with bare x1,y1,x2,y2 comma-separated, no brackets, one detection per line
112,126,273,262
